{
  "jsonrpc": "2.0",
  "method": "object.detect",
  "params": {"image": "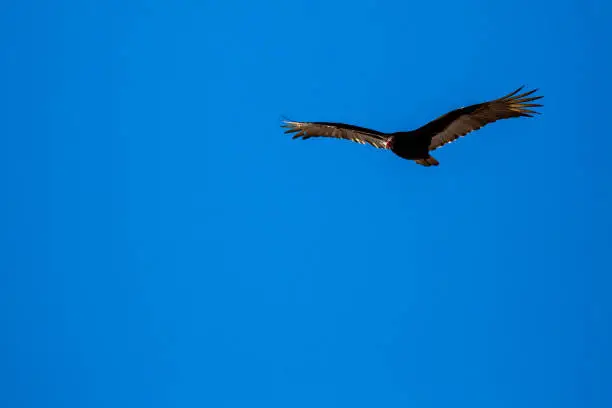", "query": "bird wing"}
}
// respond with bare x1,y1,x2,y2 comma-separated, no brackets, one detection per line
281,120,391,149
415,86,543,151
